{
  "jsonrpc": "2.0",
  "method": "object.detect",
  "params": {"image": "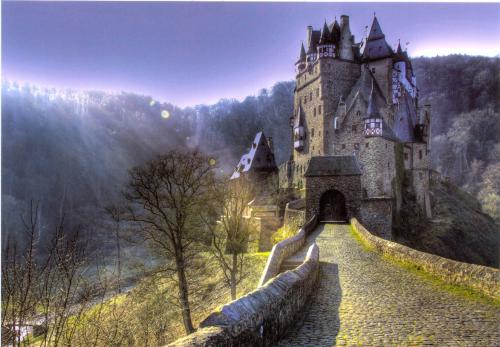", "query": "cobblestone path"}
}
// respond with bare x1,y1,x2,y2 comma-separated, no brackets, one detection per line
276,223,500,347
